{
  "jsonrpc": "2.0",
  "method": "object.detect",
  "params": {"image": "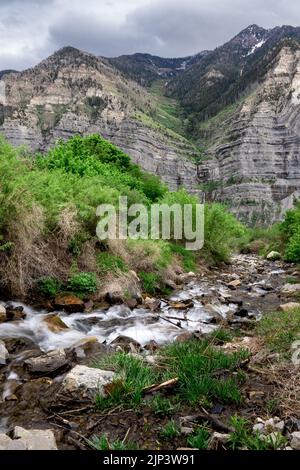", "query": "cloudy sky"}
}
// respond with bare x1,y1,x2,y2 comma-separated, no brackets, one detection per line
1,0,300,70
